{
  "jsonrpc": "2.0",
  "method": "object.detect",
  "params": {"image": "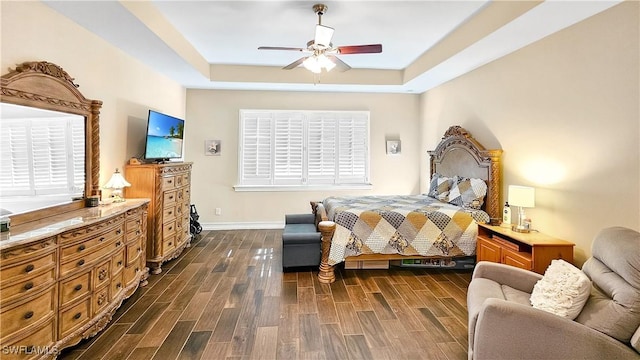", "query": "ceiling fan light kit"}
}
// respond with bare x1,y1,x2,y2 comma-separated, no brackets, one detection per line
258,3,382,74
